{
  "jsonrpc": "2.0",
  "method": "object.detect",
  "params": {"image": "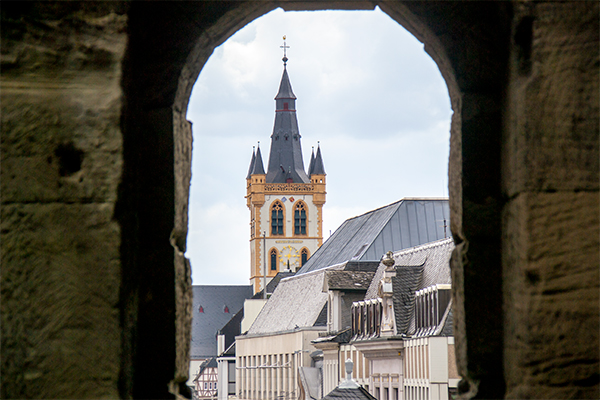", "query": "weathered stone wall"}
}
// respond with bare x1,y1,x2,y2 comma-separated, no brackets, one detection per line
503,2,599,398
1,1,598,399
1,2,128,398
